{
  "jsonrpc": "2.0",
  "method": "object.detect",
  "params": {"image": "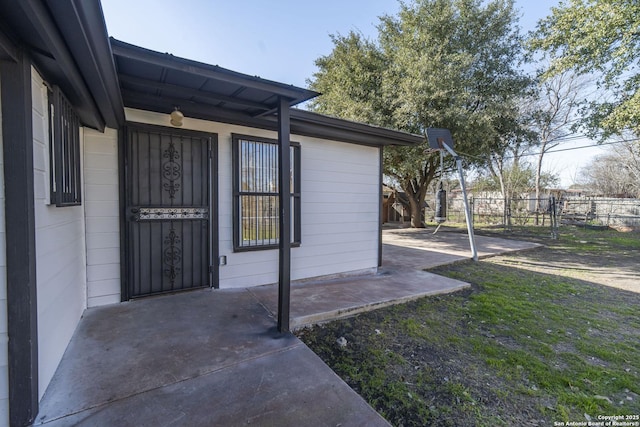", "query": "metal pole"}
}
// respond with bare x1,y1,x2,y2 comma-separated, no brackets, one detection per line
550,195,558,240
277,97,291,333
441,142,478,261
